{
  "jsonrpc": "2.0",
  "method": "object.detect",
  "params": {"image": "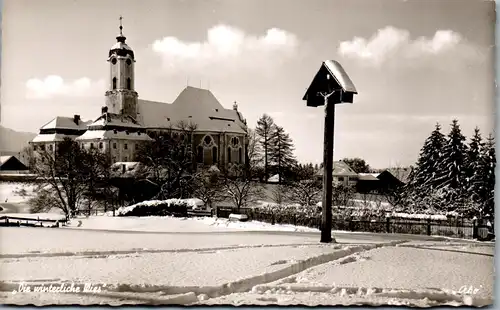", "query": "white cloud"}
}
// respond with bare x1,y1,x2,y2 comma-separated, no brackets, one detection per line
338,26,484,67
26,75,105,99
151,24,299,75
